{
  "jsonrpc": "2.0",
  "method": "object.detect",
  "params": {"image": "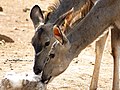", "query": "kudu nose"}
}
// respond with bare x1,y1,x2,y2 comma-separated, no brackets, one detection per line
33,66,42,75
